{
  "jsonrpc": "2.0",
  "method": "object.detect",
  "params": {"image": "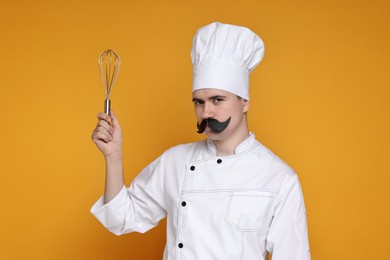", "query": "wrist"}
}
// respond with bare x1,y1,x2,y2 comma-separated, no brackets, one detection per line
105,149,123,163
